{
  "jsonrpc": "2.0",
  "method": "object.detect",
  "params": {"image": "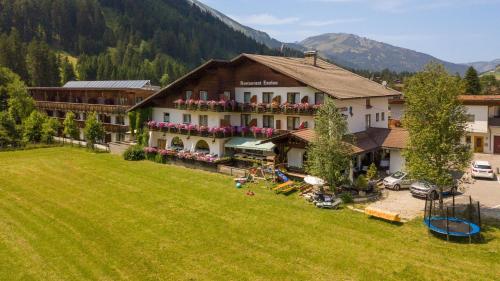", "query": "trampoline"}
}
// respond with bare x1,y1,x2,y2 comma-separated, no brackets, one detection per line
423,193,481,242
